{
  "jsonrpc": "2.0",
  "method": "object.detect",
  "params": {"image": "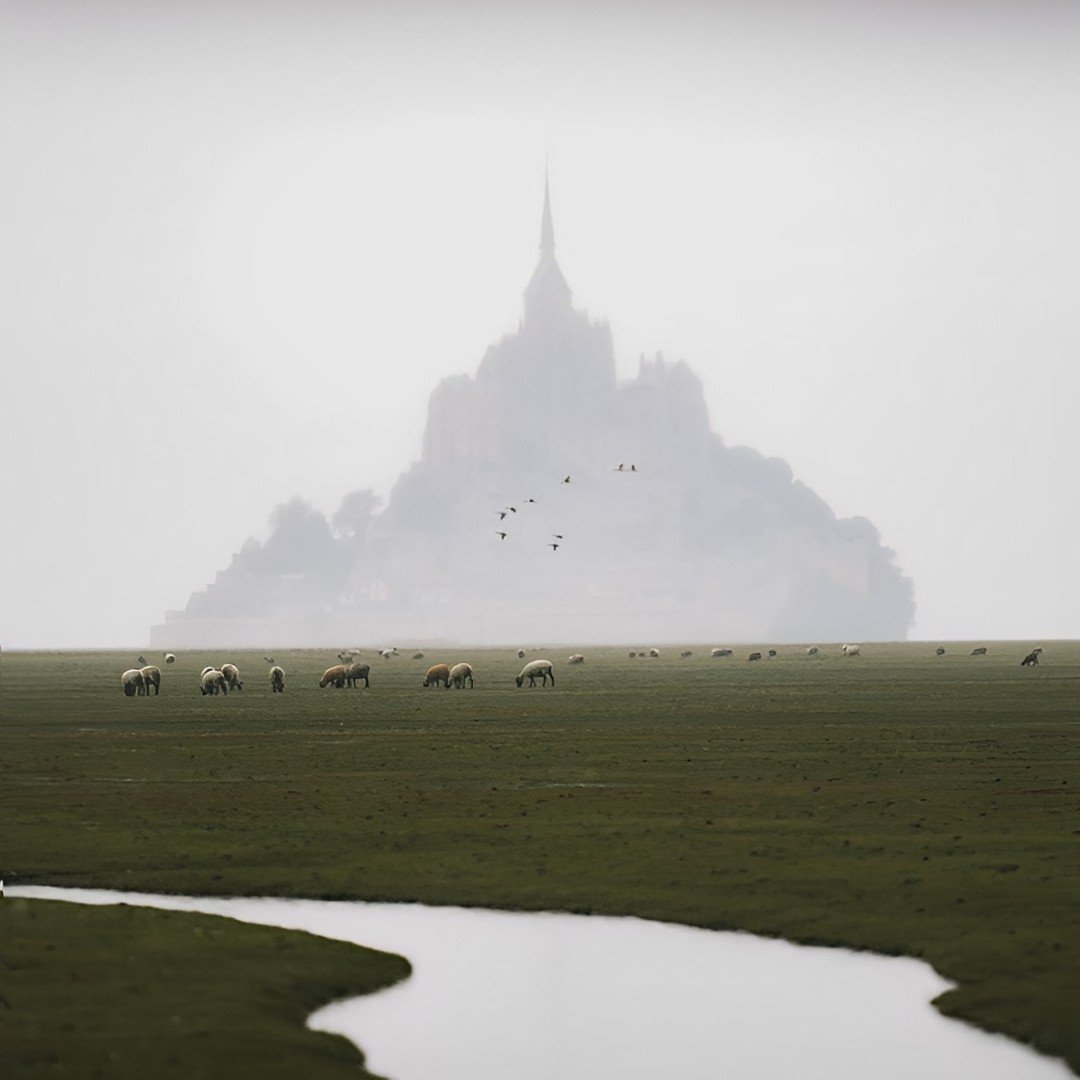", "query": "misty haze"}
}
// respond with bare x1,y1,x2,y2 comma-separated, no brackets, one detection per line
157,183,913,648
